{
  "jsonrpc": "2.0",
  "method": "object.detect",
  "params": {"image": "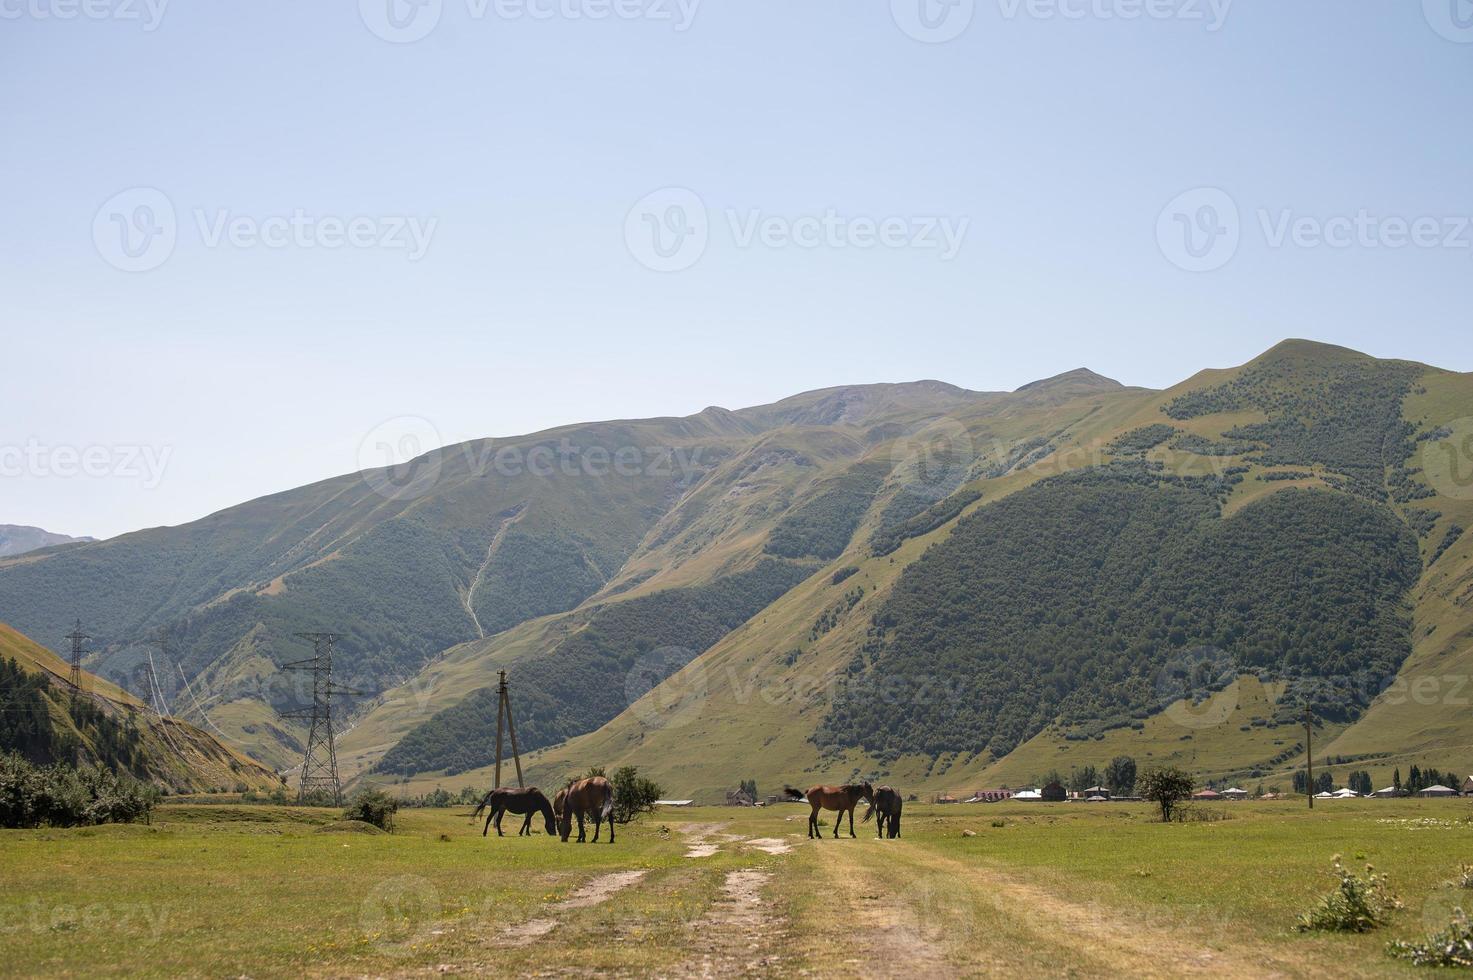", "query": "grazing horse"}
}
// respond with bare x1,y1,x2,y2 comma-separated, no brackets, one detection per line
558,776,615,843
785,783,874,839
863,785,903,838
471,786,557,837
